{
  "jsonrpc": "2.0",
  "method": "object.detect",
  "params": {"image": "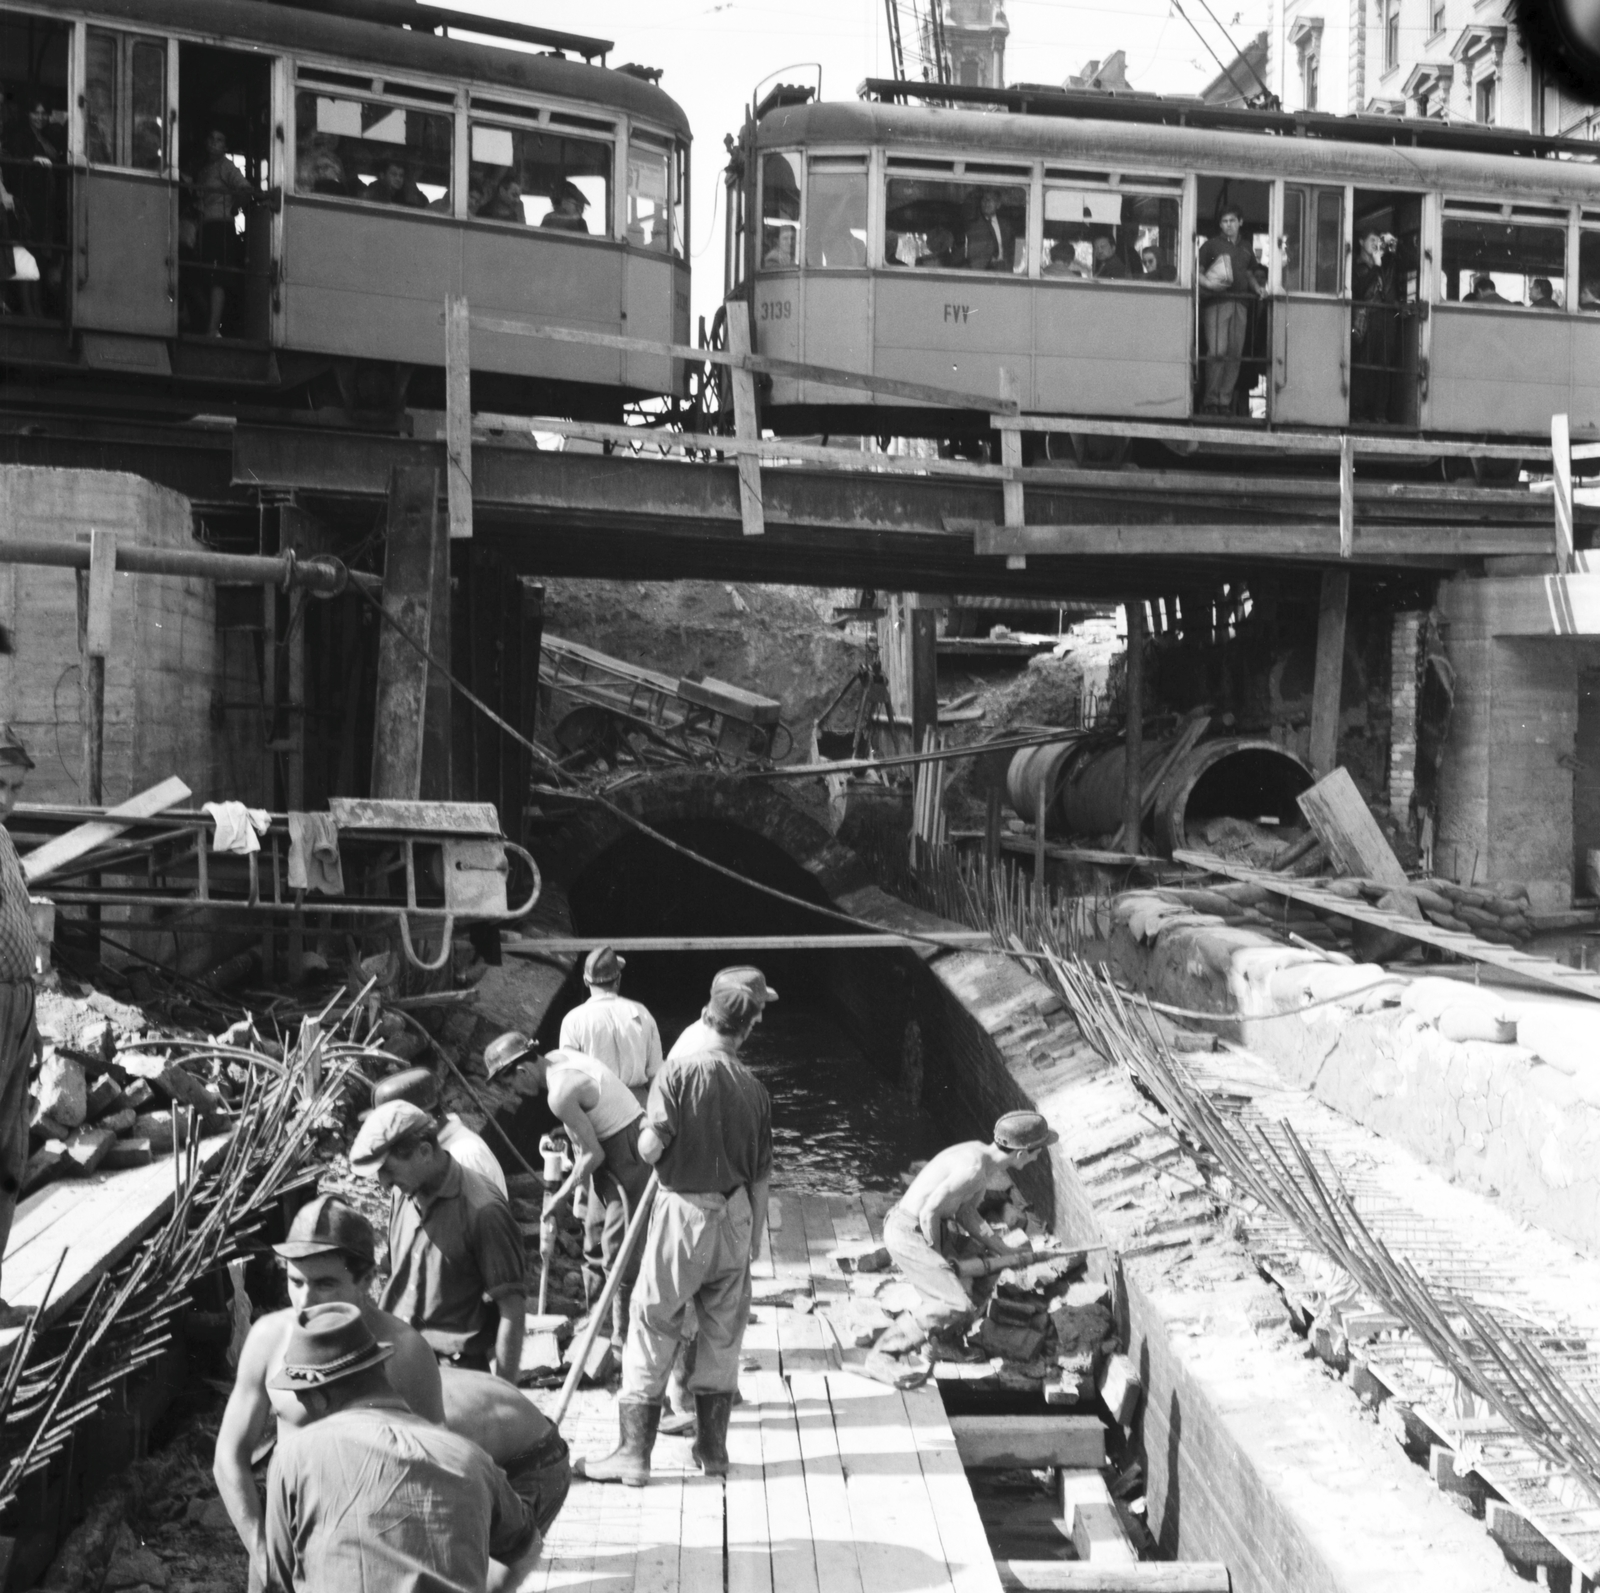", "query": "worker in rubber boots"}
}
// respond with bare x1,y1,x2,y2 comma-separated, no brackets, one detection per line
578,974,773,1488
0,728,39,1327
877,1111,1056,1352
